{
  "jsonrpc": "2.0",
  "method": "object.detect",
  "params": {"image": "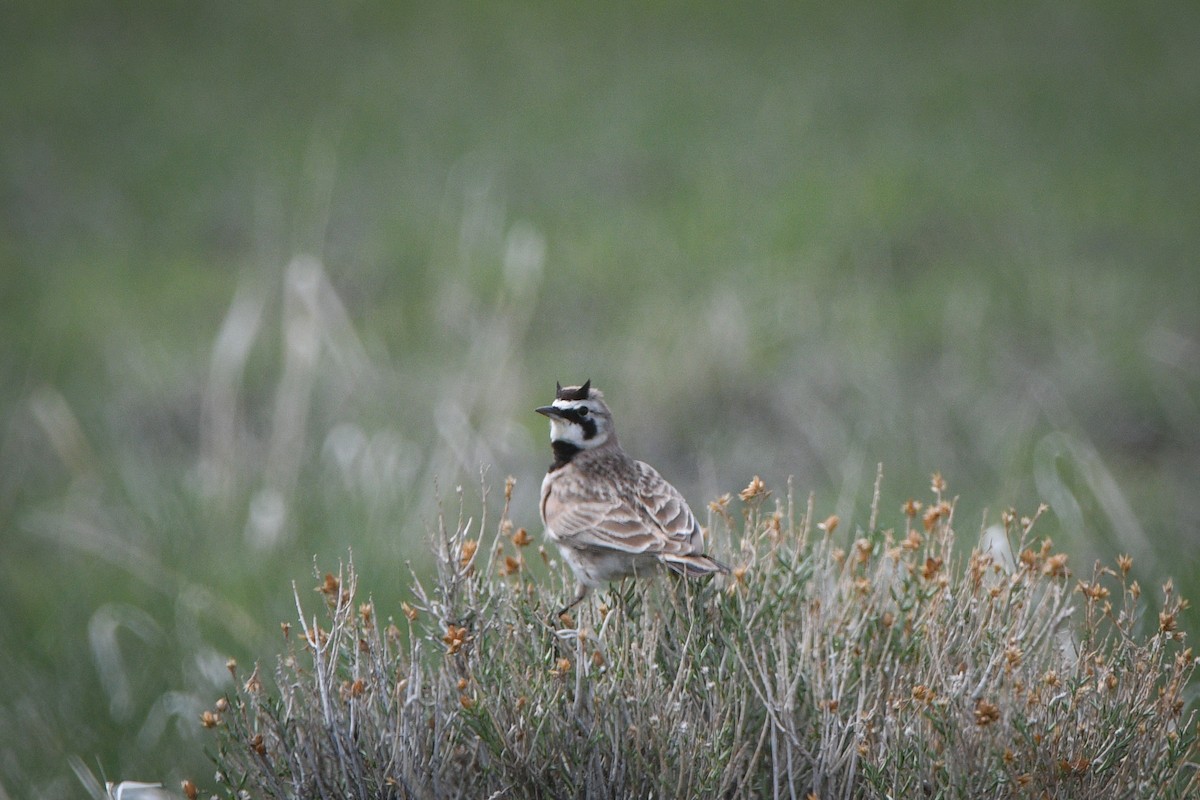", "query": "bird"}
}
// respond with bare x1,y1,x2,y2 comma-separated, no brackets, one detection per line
536,380,728,616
